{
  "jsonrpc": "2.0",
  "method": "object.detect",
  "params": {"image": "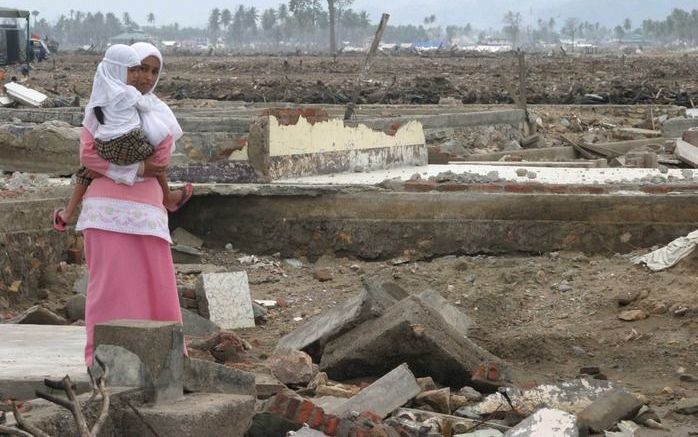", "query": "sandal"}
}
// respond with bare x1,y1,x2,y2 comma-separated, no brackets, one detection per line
52,208,67,232
166,183,193,213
